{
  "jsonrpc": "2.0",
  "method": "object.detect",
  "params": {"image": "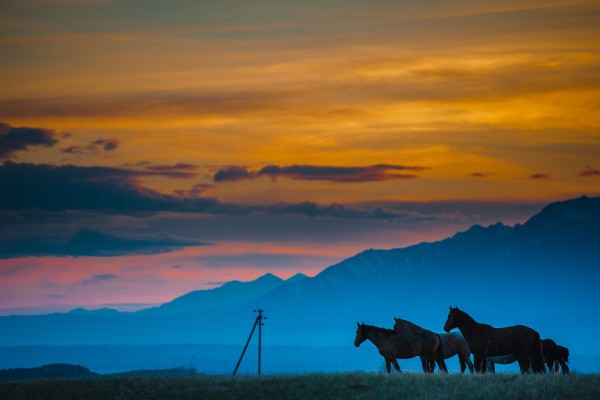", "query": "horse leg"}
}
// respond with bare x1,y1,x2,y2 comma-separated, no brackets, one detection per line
559,360,569,375
465,353,474,373
473,354,484,373
458,354,467,373
486,359,495,374
517,356,530,374
436,351,448,373
392,359,402,374
385,358,392,373
419,355,429,373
